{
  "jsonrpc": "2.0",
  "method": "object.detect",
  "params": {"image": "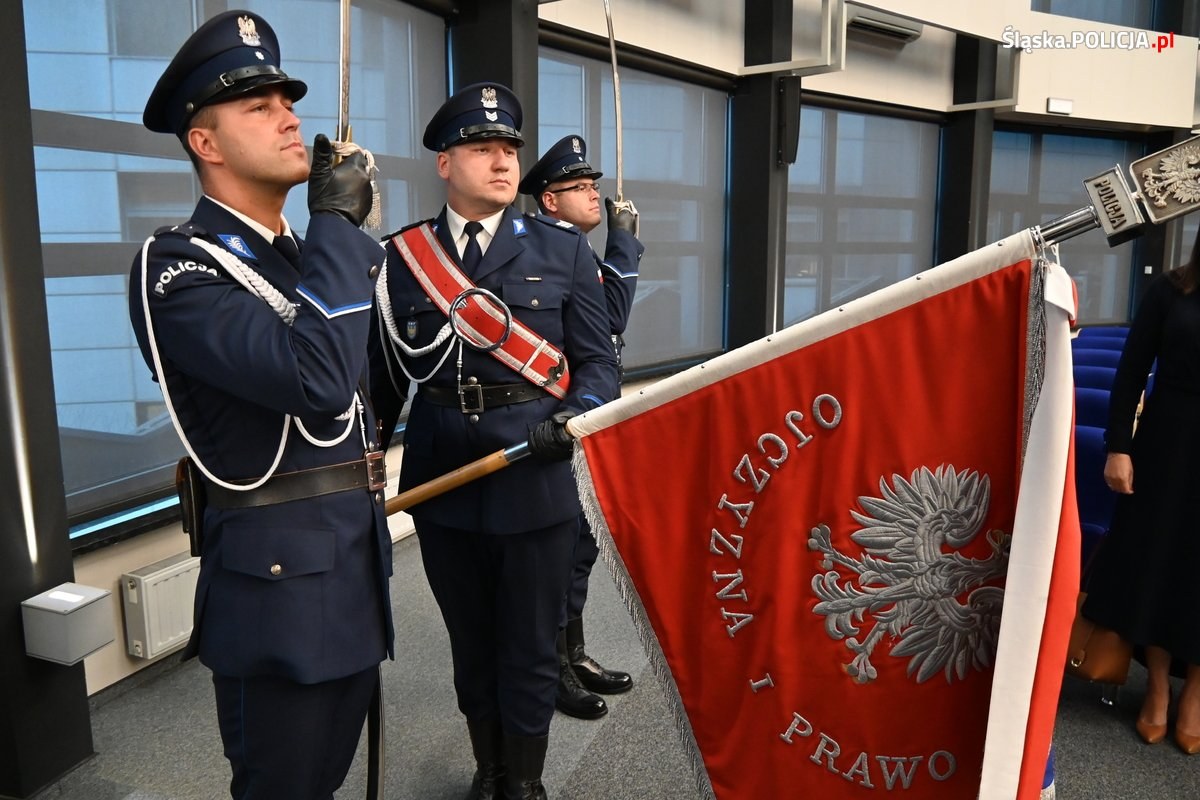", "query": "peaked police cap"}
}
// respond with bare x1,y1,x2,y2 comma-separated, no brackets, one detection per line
143,10,307,136
422,82,524,152
518,135,602,196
